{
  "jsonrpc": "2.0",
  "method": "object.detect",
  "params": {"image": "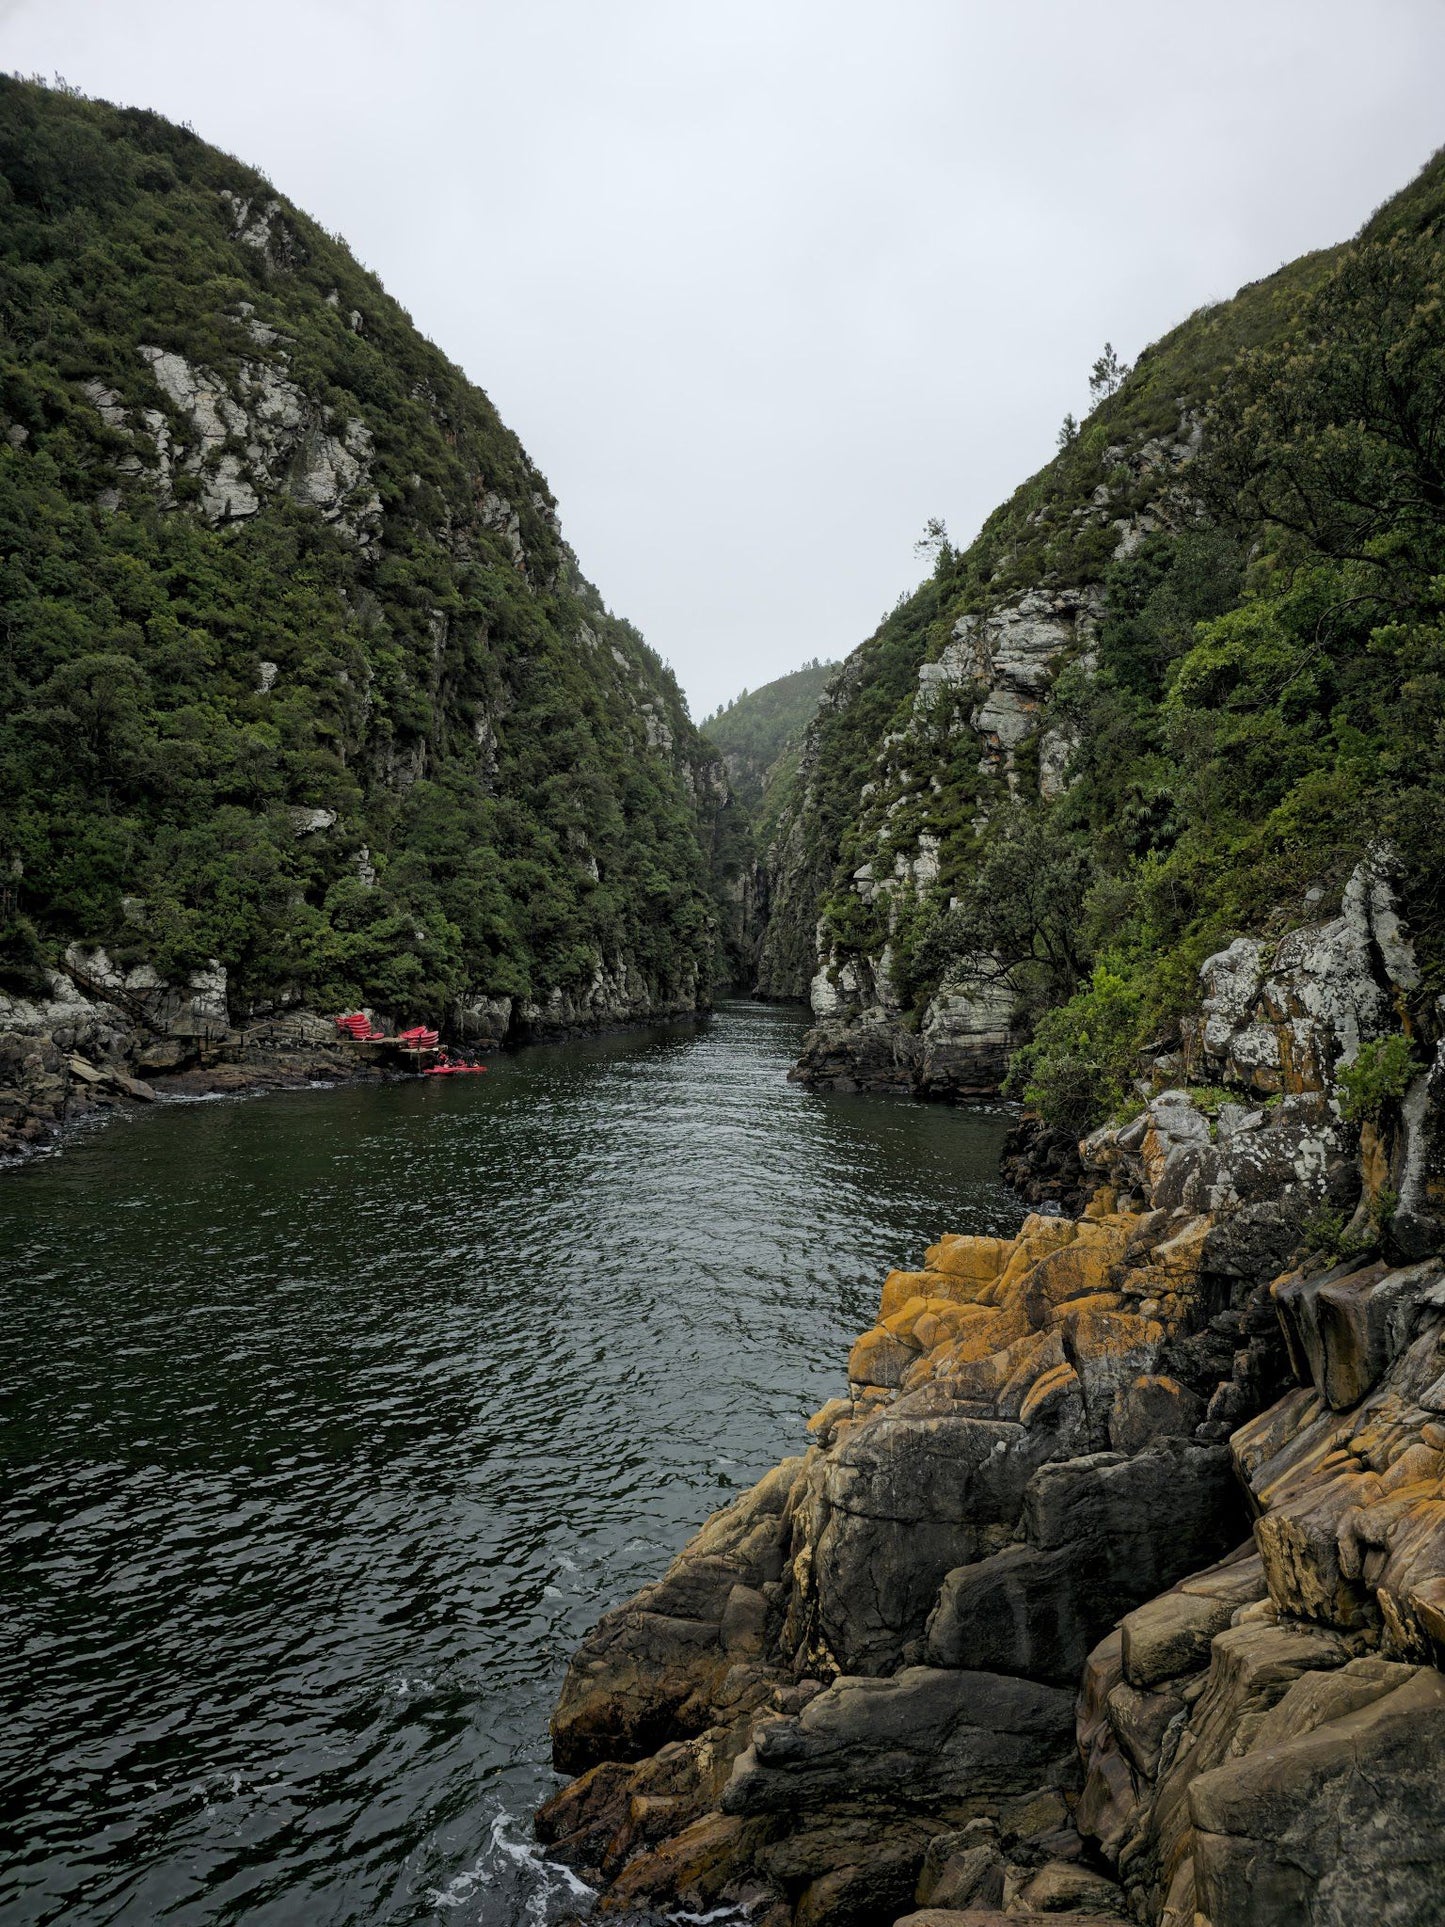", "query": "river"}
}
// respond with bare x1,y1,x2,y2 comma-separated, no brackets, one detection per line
0,1002,1021,1927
